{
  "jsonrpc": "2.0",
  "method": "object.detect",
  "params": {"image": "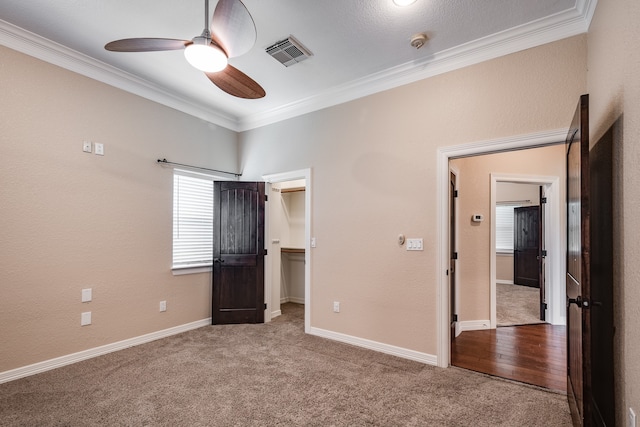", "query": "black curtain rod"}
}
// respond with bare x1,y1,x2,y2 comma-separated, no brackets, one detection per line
156,159,242,177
